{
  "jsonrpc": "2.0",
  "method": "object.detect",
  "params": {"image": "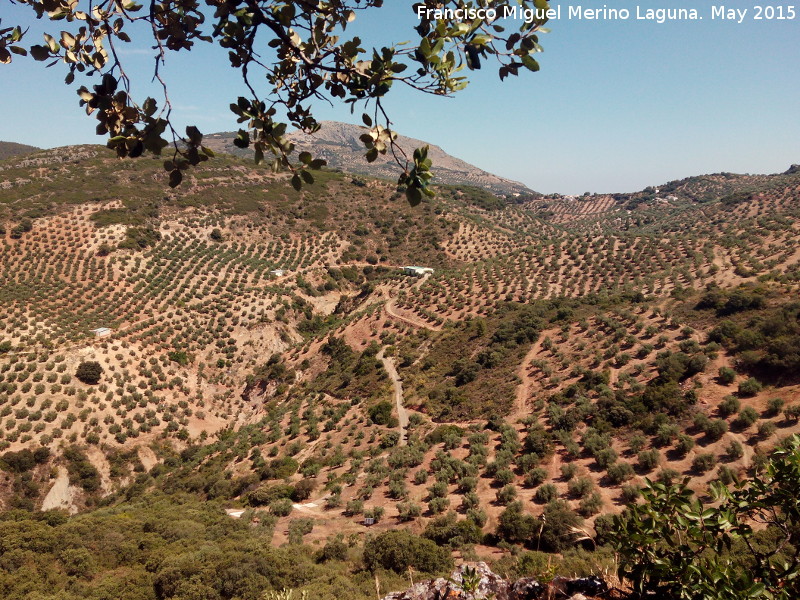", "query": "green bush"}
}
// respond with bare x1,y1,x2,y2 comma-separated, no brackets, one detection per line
738,377,763,397
534,483,558,504
718,366,736,385
363,530,453,574
75,361,103,385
